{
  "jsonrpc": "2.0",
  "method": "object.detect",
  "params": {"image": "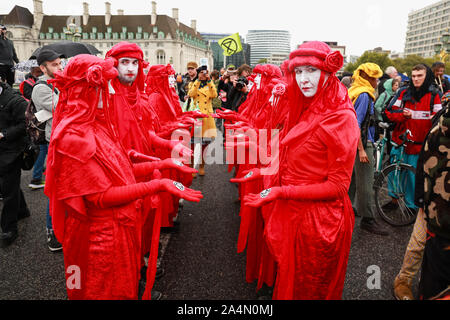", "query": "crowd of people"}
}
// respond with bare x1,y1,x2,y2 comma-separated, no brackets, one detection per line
0,35,449,300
